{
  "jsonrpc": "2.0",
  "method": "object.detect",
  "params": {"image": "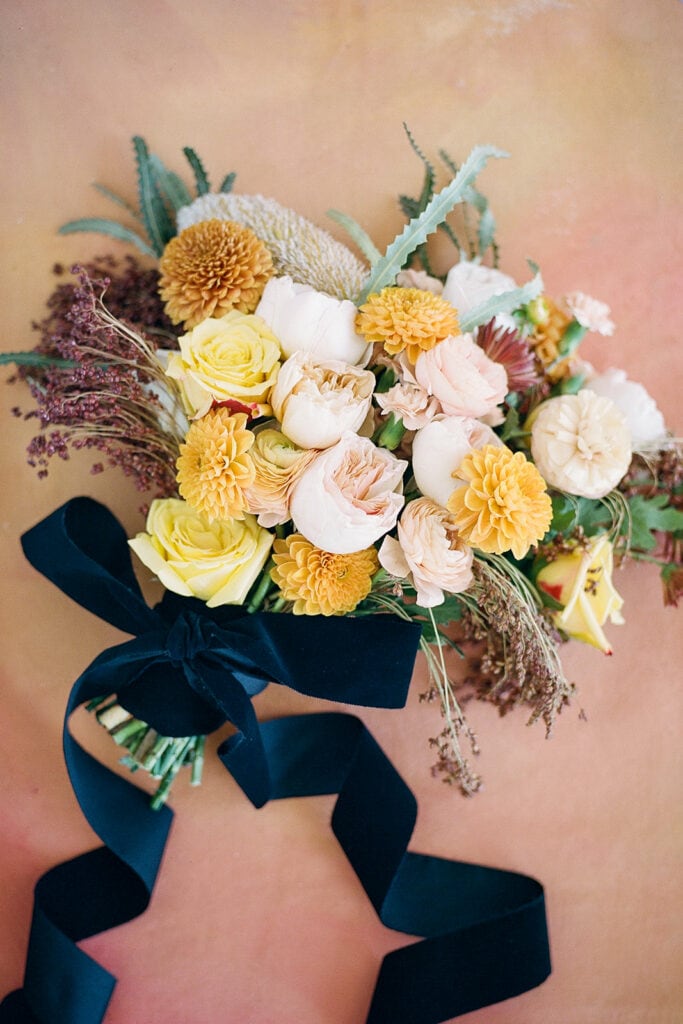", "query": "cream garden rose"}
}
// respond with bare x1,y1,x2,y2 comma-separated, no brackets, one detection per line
585,368,666,450
442,260,517,316
536,535,624,653
415,333,508,419
128,498,273,607
412,415,504,506
289,432,407,554
243,427,316,527
256,275,371,365
270,352,375,449
530,390,632,499
379,498,473,607
165,310,281,418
